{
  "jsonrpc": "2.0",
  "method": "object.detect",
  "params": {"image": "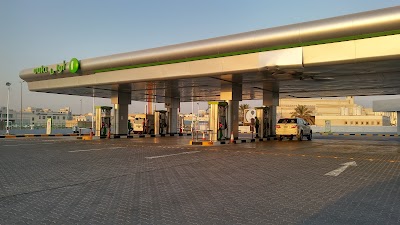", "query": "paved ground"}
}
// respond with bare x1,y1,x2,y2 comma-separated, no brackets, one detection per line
0,136,399,225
